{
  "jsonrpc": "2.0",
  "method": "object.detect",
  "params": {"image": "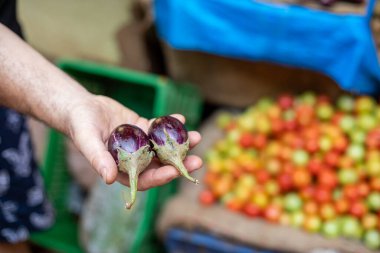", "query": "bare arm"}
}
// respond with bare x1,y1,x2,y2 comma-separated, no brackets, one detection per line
0,23,202,188
0,23,90,135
